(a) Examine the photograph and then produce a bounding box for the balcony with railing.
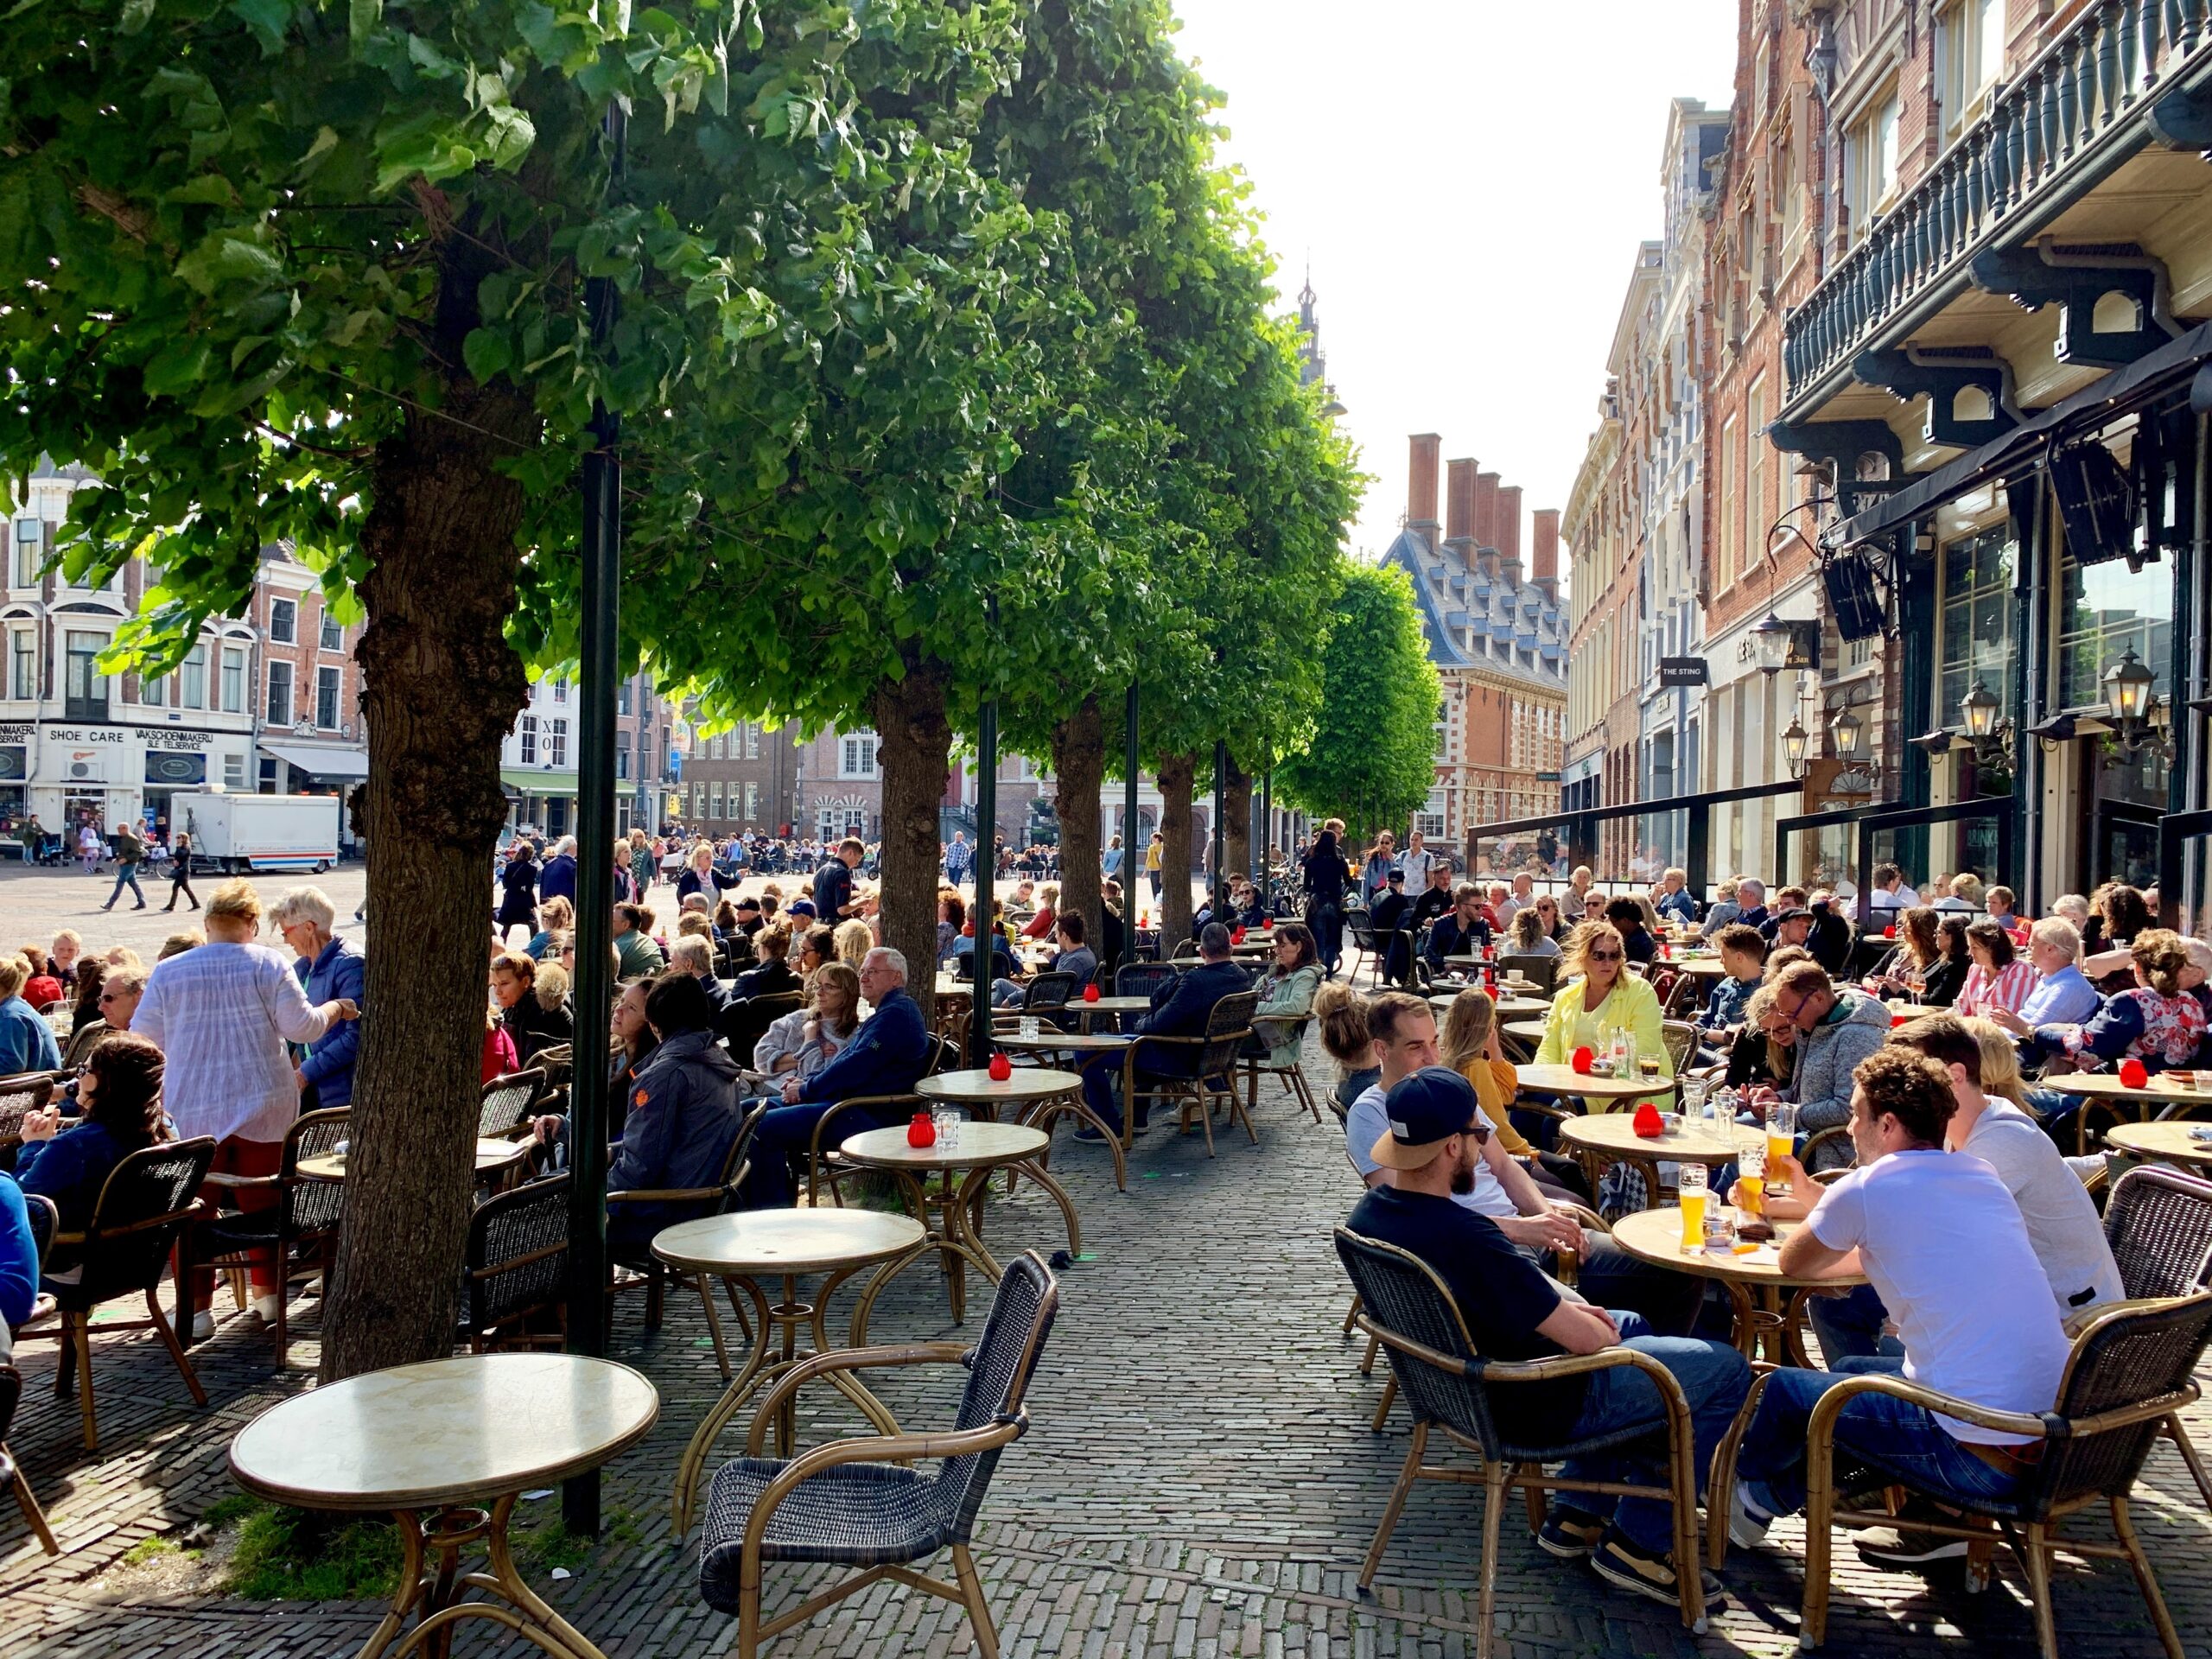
[1783,0,2212,411]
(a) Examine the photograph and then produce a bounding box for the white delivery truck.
[171,792,342,874]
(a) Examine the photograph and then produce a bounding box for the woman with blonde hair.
[1437,985,1586,1202]
[832,918,874,971]
[527,895,575,961]
[1313,982,1375,1116]
[1531,920,1669,1112]
[1961,1016,2032,1109]
[753,960,861,1092]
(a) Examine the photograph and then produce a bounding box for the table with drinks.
[1609,1192,1863,1367]
[2041,1066,2212,1152]
[1559,1103,1786,1210]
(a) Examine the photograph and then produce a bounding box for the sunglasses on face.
[1588,949,1622,962]
[1464,1121,1491,1145]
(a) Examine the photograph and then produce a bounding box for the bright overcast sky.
[1170,0,1740,561]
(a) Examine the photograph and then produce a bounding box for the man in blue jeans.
[1730,1046,2071,1568]
[1348,1067,1747,1606]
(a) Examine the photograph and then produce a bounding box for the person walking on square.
[101,817,147,911]
[162,830,200,912]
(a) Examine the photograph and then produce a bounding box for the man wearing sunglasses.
[1349,1066,1747,1605]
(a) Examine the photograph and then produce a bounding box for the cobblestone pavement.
[2,945,2207,1656]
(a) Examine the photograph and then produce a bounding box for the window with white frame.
[9,628,33,700]
[710,781,725,818]
[178,644,205,709]
[224,752,246,789]
[1718,416,1740,588]
[552,679,569,704]
[319,612,343,651]
[265,659,293,726]
[744,781,759,821]
[1846,87,1902,238]
[548,717,568,767]
[141,661,165,707]
[316,664,341,728]
[12,519,40,588]
[1939,0,2006,144]
[220,645,245,712]
[840,732,878,778]
[269,597,296,645]
[745,723,760,759]
[1745,377,1767,582]
[518,715,538,765]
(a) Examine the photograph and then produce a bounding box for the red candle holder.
[906,1110,937,1148]
[1082,982,1100,1002]
[2120,1058,2150,1089]
[1571,1046,1595,1075]
[988,1052,1013,1082]
[1631,1101,1665,1138]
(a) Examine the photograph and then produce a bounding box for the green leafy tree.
[1278,563,1440,842]
[0,0,1046,1378]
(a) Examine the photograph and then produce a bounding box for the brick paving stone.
[2,1003,2209,1656]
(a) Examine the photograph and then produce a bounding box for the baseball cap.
[1369,1066,1485,1170]
[736,897,761,912]
[1385,867,1405,884]
[786,899,817,919]
[1774,907,1811,925]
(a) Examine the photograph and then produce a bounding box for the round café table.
[1076,994,1154,1020]
[841,1122,1064,1324]
[1608,1206,1866,1368]
[228,1352,658,1659]
[297,1139,529,1182]
[654,1208,927,1535]
[1560,1113,1761,1210]
[918,1065,1109,1205]
[1515,1063,1677,1115]
[2103,1119,2212,1173]
[1501,1019,1549,1052]
[1668,957,1728,978]
[1428,991,1550,1021]
[2041,1071,2212,1153]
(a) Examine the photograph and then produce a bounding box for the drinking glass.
[1677,1163,1707,1251]
[1737,1139,1767,1218]
[1020,1015,1039,1041]
[1766,1103,1798,1196]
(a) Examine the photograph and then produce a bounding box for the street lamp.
[1960,678,2012,769]
[2101,647,2169,762]
[1751,611,1793,675]
[1781,715,1810,778]
[1828,702,1866,763]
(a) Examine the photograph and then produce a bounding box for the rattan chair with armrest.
[12,1137,216,1452]
[607,1104,762,1380]
[696,1252,1059,1659]
[1707,1289,2212,1659]
[200,1107,350,1369]
[1241,1013,1321,1123]
[460,1173,571,1351]
[1,1190,60,1554]
[2100,1163,2212,1505]
[1114,990,1261,1156]
[1113,963,1178,1002]
[1334,1227,1707,1657]
[478,1067,547,1139]
[0,1073,59,1170]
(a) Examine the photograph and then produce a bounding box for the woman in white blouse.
[752,961,861,1094]
[130,879,358,1338]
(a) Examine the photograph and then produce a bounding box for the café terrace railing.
[1783,0,2212,410]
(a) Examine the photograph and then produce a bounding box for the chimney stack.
[1444,458,1477,555]
[1471,471,1501,550]
[1496,486,1523,570]
[1532,508,1560,587]
[1407,434,1442,542]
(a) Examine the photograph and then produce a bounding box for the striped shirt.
[131,942,336,1146]
[1955,959,2037,1019]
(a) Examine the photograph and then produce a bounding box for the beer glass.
[1677,1163,1707,1251]
[1766,1103,1798,1197]
[1737,1139,1767,1218]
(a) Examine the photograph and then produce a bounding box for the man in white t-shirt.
[1731,1046,2071,1568]
[1808,1014,2122,1364]
[1395,830,1439,891]
[1344,992,1700,1331]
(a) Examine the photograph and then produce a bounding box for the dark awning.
[1824,318,2212,548]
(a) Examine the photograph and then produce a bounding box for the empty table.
[228,1352,658,1659]
[2042,1071,2212,1153]
[840,1122,1061,1323]
[920,1065,1106,1209]
[2103,1119,2212,1173]
[654,1208,926,1535]
[297,1138,529,1181]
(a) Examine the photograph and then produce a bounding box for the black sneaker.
[1534,1507,1606,1560]
[1588,1527,1727,1608]
[1071,1124,1114,1144]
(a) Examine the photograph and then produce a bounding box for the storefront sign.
[143,751,207,785]
[138,728,213,749]
[1658,657,1708,686]
[0,747,23,782]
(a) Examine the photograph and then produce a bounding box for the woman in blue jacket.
[274,887,365,1109]
[16,1030,168,1239]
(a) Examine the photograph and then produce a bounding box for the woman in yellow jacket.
[1532,918,1670,1112]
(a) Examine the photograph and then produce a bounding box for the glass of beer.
[1735,1141,1773,1241]
[1678,1163,1707,1251]
[1766,1103,1798,1197]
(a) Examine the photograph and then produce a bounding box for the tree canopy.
[1277,562,1440,840]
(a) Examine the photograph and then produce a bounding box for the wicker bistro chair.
[0,1072,59,1167]
[1659,1020,1698,1078]
[804,1093,926,1211]
[1497,953,1560,995]
[2,1191,60,1554]
[1115,990,1262,1156]
[1113,963,1178,1003]
[1333,1229,1708,1656]
[1706,1291,2212,1659]
[199,1108,351,1370]
[717,992,804,1062]
[1009,971,1076,1030]
[696,1252,1060,1659]
[13,1136,217,1452]
[1241,1013,1322,1124]
[2101,1164,2212,1505]
[607,1105,763,1382]
[478,1067,547,1140]
[460,1173,571,1351]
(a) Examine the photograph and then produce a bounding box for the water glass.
[934,1109,961,1151]
[1020,1015,1039,1041]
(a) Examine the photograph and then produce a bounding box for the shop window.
[1937,525,2016,725]
[2057,545,2174,712]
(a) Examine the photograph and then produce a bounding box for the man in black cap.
[1346,1066,1748,1607]
[732,895,765,942]
[1370,866,1415,987]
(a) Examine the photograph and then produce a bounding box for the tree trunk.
[1223,755,1253,887]
[1049,696,1104,969]
[873,664,954,1028]
[1158,752,1196,951]
[321,391,535,1383]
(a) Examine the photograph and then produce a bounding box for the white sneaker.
[1729,1485,1774,1548]
[251,1294,282,1323]
[189,1310,214,1343]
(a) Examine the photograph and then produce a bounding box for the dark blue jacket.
[0,1174,35,1329]
[609,1029,744,1224]
[1656,887,1699,925]
[296,936,365,1108]
[14,1119,132,1235]
[797,987,931,1103]
[537,853,578,904]
[0,996,60,1078]
[1135,958,1249,1077]
[1423,912,1491,972]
